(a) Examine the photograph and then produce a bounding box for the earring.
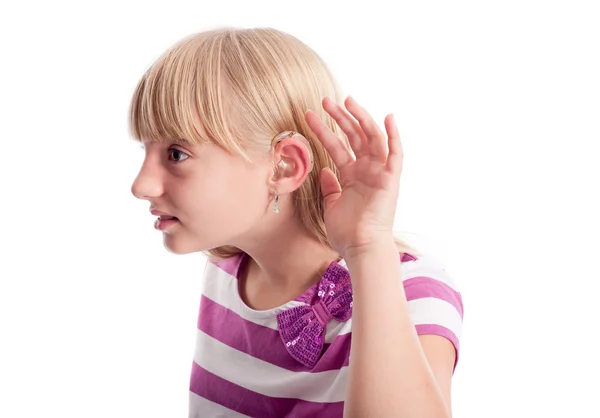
[273,194,280,214]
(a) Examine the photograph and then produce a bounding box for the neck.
[231,212,339,291]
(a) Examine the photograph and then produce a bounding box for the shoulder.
[200,253,247,298]
[398,252,464,368]
[206,252,247,278]
[400,252,463,310]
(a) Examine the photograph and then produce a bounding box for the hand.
[305,96,404,259]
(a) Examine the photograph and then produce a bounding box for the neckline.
[232,252,345,319]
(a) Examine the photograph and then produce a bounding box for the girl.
[129,27,463,417]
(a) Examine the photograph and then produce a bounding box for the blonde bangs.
[128,32,245,154]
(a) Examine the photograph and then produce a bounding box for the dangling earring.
[273,194,280,214]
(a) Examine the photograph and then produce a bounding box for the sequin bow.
[276,262,353,368]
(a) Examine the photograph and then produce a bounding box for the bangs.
[128,34,244,153]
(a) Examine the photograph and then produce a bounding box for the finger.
[344,96,387,162]
[321,97,366,157]
[305,109,354,169]
[384,114,404,175]
[319,167,342,213]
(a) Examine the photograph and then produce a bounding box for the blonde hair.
[129,27,420,259]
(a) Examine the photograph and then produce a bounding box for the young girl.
[129,27,463,417]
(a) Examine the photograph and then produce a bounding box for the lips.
[150,209,180,231]
[154,216,180,231]
[150,209,178,219]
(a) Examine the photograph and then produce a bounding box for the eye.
[168,148,190,164]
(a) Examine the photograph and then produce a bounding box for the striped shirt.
[189,252,464,417]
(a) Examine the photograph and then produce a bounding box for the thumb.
[320,168,342,211]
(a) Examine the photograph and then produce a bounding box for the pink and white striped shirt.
[189,252,464,417]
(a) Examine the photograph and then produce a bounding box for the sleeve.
[400,253,464,370]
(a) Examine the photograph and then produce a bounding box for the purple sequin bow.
[276,262,353,368]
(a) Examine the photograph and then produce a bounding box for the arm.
[305,96,458,416]
[343,239,453,418]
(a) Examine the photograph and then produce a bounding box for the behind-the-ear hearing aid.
[271,131,314,180]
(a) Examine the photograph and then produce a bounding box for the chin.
[162,234,215,255]
[164,245,194,255]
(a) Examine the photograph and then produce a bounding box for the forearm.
[343,238,450,418]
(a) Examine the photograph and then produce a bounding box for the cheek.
[186,168,268,224]
[234,180,270,215]
[224,174,269,217]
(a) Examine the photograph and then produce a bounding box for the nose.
[131,160,164,200]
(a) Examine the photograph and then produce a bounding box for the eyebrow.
[137,138,190,149]
[171,138,192,147]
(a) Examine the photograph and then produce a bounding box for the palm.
[305,97,404,257]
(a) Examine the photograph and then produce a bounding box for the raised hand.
[305,96,404,259]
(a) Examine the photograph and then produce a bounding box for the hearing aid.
[271,131,314,180]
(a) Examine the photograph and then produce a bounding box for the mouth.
[154,215,180,231]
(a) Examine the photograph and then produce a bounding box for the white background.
[1,0,599,416]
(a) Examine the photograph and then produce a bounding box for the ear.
[268,133,314,195]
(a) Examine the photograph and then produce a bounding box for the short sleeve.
[400,253,464,371]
